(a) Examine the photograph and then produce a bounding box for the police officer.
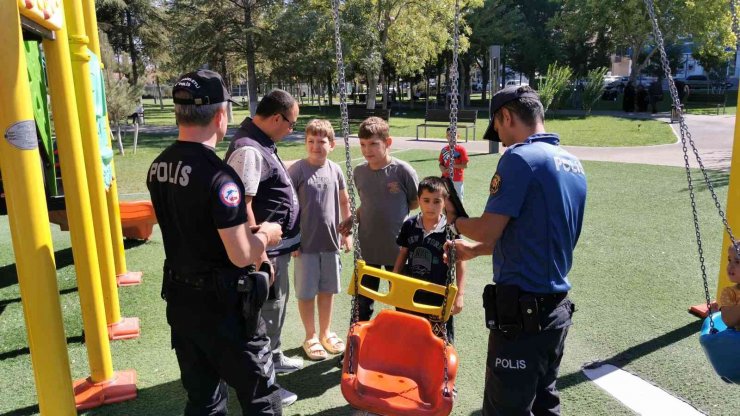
[147,69,284,415]
[224,90,302,403]
[445,86,587,415]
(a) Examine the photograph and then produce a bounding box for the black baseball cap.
[172,69,238,106]
[483,86,540,141]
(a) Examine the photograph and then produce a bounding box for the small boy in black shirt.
[393,176,466,342]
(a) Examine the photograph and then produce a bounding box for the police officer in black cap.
[445,85,587,415]
[147,69,285,415]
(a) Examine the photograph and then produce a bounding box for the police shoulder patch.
[219,182,241,207]
[490,173,501,195]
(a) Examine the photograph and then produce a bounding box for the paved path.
[385,113,736,171]
[130,113,736,170]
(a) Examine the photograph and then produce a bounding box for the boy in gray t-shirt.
[289,119,352,361]
[339,117,419,321]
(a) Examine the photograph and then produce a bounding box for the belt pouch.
[495,284,522,338]
[519,294,541,334]
[482,284,498,329]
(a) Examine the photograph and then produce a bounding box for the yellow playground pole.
[64,0,139,340]
[42,9,136,411]
[717,88,740,299]
[0,5,76,414]
[80,0,143,287]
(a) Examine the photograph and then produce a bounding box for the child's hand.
[292,248,301,258]
[451,292,464,315]
[341,234,353,253]
[338,216,354,236]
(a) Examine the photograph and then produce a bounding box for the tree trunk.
[381,71,388,110]
[366,71,378,109]
[327,73,333,106]
[133,122,139,154]
[156,75,164,110]
[245,6,258,116]
[481,58,489,102]
[116,123,124,156]
[125,9,139,85]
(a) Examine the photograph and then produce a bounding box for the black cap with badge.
[172,69,241,106]
[482,86,540,142]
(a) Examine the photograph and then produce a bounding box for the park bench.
[415,109,478,142]
[346,106,391,133]
[686,92,726,115]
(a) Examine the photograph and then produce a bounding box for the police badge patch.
[219,182,241,207]
[490,173,501,195]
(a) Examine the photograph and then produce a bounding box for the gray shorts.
[293,251,342,300]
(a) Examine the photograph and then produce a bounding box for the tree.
[96,0,169,86]
[467,0,523,101]
[581,67,608,114]
[340,0,481,109]
[558,0,735,86]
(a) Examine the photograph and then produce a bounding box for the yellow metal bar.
[717,88,740,299]
[63,0,122,325]
[43,18,115,382]
[0,6,75,413]
[348,260,458,321]
[80,0,128,277]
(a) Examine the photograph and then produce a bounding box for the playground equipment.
[644,0,740,385]
[332,0,462,414]
[1,0,139,411]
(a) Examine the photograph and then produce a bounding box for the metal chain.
[332,0,363,373]
[644,0,739,331]
[439,0,460,399]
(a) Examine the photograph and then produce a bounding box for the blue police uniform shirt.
[484,133,587,294]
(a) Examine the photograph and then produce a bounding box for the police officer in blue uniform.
[147,69,285,415]
[445,86,587,415]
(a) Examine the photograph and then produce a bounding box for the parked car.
[675,75,732,92]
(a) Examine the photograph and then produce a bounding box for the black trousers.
[482,298,575,416]
[167,285,282,416]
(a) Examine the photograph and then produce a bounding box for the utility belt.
[162,261,271,336]
[482,284,568,339]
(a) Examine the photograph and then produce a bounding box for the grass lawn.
[1,134,739,415]
[137,100,676,147]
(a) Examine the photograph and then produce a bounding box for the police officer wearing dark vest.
[147,69,285,415]
[445,86,587,415]
[224,90,302,404]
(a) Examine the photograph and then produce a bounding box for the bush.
[581,67,609,114]
[538,63,573,112]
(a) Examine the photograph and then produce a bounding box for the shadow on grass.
[679,169,730,192]
[559,319,702,392]
[278,348,343,401]
[0,248,75,290]
[0,334,84,362]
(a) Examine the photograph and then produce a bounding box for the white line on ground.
[582,364,704,416]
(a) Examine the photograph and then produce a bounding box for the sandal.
[303,338,327,361]
[320,332,345,354]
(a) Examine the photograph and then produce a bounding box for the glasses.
[280,113,297,129]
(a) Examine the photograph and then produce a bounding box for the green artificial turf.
[1,138,739,415]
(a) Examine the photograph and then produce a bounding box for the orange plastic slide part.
[118,200,157,240]
[341,310,458,416]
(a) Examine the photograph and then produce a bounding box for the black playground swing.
[644,0,740,384]
[330,0,465,414]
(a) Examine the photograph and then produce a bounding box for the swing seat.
[700,312,740,384]
[341,310,458,416]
